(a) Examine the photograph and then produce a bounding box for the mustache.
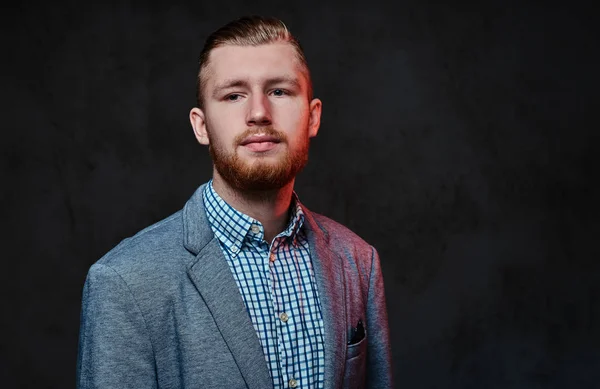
[234,126,286,145]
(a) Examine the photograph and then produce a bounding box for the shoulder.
[91,210,192,282]
[307,209,377,260]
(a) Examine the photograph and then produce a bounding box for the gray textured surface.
[1,1,598,387]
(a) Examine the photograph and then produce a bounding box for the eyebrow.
[211,76,302,98]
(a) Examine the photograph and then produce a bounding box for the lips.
[239,134,281,146]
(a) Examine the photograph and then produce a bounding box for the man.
[77,15,393,389]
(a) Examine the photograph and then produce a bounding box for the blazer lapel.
[183,185,273,389]
[302,208,347,389]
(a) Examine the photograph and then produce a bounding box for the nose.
[246,94,272,126]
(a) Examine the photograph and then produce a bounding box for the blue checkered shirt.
[203,180,325,389]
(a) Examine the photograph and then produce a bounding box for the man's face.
[190,42,321,192]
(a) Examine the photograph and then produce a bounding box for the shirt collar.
[202,180,305,255]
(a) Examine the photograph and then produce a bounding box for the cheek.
[276,101,309,130]
[205,113,236,145]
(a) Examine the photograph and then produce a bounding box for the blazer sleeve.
[76,263,157,389]
[365,247,394,388]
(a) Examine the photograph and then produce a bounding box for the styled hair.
[196,15,313,109]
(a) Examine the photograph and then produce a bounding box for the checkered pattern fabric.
[203,180,325,389]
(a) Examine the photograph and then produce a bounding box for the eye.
[225,94,241,101]
[271,89,288,97]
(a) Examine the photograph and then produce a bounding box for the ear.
[189,107,210,145]
[308,98,322,138]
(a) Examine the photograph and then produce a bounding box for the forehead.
[204,42,307,87]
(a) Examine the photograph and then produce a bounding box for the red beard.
[207,126,309,192]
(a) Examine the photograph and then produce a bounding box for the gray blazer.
[76,184,393,388]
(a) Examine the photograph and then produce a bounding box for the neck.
[211,171,295,244]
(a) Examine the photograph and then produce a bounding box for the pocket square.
[348,319,366,345]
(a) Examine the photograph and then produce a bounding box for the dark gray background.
[1,1,598,388]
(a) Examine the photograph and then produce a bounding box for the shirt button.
[289,378,298,388]
[269,253,276,262]
[231,246,239,253]
[251,224,260,234]
[279,312,289,322]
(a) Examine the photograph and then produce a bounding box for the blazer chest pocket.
[346,319,367,360]
[346,333,367,360]
[343,334,368,389]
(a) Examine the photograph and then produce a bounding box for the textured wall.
[1,1,598,387]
